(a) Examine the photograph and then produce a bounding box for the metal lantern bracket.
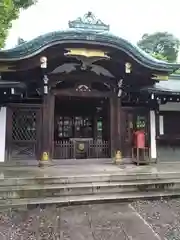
[43,75,49,94]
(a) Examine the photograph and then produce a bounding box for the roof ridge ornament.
[68,12,110,32]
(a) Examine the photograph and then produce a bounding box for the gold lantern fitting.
[114,150,122,164]
[39,151,50,167]
[41,152,49,161]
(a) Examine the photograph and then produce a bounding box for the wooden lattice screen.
[6,105,41,161]
[12,110,37,141]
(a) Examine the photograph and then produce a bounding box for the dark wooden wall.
[5,95,151,161]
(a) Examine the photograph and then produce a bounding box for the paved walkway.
[0,202,160,240]
[2,199,180,239]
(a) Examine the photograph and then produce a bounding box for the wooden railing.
[53,140,110,159]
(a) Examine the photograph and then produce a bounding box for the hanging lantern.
[125,62,132,73]
[40,56,47,68]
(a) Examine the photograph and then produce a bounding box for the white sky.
[5,0,180,60]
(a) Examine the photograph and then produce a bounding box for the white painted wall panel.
[160,102,180,111]
[159,115,164,135]
[150,110,157,159]
[0,107,6,162]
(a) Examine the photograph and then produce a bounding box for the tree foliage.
[0,0,36,48]
[137,32,180,62]
[151,52,168,61]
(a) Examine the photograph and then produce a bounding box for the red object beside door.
[134,130,145,149]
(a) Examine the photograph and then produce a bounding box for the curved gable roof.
[1,12,180,72]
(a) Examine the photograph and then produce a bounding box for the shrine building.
[0,12,180,164]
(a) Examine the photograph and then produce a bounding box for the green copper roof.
[1,12,180,72]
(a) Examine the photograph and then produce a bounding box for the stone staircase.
[1,168,180,206]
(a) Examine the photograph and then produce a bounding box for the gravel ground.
[1,199,180,239]
[132,198,180,240]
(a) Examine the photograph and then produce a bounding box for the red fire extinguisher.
[134,130,145,149]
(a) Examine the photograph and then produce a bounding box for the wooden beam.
[49,72,116,88]
[52,88,113,98]
[7,103,42,108]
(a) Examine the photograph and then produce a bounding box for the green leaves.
[13,0,37,9]
[0,0,36,48]
[151,52,168,61]
[137,32,180,63]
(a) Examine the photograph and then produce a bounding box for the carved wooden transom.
[76,85,91,92]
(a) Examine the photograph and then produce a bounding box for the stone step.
[0,171,179,186]
[1,190,180,207]
[0,177,179,191]
[0,178,179,200]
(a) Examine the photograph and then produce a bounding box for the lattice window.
[12,110,37,141]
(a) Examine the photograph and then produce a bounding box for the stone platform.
[1,159,180,206]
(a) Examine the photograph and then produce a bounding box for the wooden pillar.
[110,96,115,157]
[116,97,122,152]
[41,93,49,158]
[93,115,98,140]
[41,92,55,160]
[6,107,12,162]
[110,95,122,157]
[39,56,55,165]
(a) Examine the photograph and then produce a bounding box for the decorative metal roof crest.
[68,12,110,32]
